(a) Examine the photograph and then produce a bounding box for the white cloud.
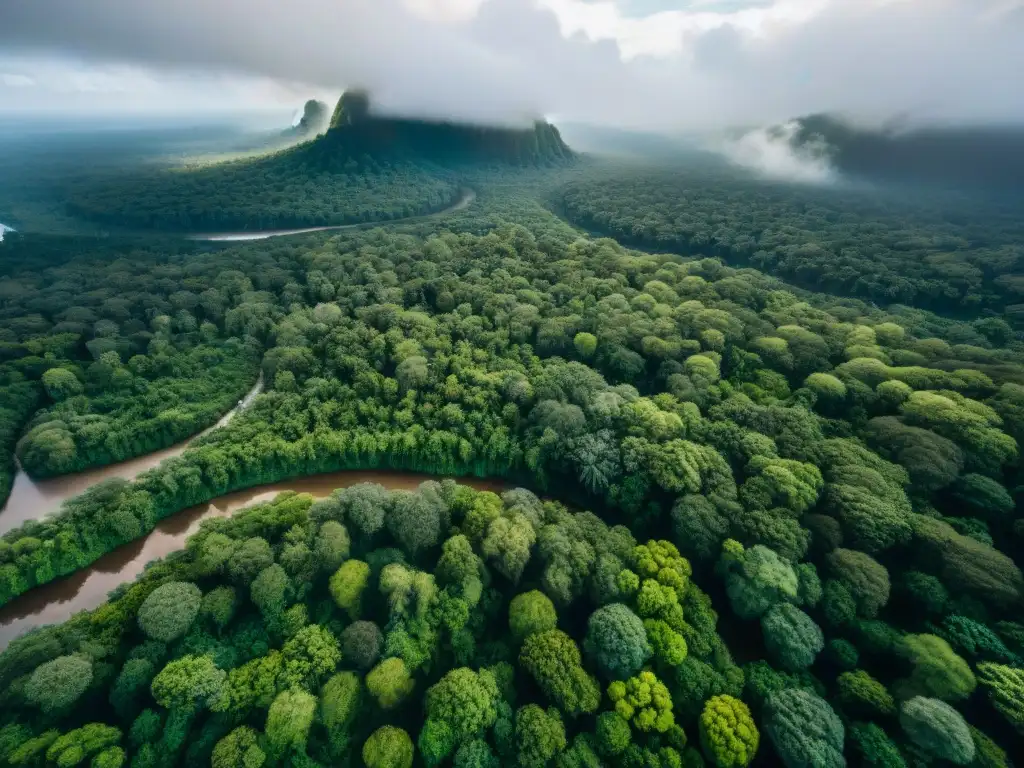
[0,0,1020,130]
[1,73,34,87]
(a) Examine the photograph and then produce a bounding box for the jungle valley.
[0,91,1022,768]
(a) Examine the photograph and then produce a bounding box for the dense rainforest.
[558,163,1024,319]
[62,92,571,235]
[0,116,1022,768]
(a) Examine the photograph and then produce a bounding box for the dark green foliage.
[764,689,844,768]
[760,604,823,672]
[848,722,906,768]
[899,696,975,764]
[827,549,890,618]
[836,670,896,717]
[515,704,566,768]
[340,620,383,670]
[584,603,651,680]
[0,155,1021,768]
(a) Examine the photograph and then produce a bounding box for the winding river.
[0,188,486,648]
[0,374,265,537]
[190,188,476,241]
[0,470,509,649]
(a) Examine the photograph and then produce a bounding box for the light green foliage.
[509,590,558,642]
[250,563,291,623]
[363,726,414,768]
[329,559,370,619]
[280,624,340,688]
[151,655,226,712]
[722,543,798,620]
[609,671,675,733]
[45,724,121,768]
[976,663,1024,734]
[827,549,890,618]
[137,582,202,642]
[848,722,906,768]
[804,373,846,400]
[584,603,651,679]
[519,629,600,716]
[837,670,896,716]
[423,667,499,751]
[91,746,126,768]
[633,539,692,595]
[574,333,598,359]
[265,688,316,762]
[41,368,84,402]
[211,726,265,768]
[515,704,566,768]
[896,634,976,702]
[25,655,93,713]
[320,672,361,756]
[698,695,758,768]
[482,512,536,583]
[645,619,688,666]
[899,696,975,764]
[740,456,822,515]
[761,604,823,671]
[764,689,844,768]
[454,739,499,768]
[365,657,415,710]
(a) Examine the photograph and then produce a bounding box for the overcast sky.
[1,0,1022,131]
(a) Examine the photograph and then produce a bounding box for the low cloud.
[0,0,1021,131]
[714,121,836,183]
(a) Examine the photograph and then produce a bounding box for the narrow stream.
[190,188,476,241]
[0,471,508,649]
[0,373,264,536]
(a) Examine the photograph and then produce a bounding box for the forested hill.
[790,114,1024,192]
[320,90,574,167]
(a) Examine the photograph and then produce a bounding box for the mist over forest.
[0,3,1022,768]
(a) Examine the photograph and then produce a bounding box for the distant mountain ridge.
[789,114,1024,191]
[315,90,574,167]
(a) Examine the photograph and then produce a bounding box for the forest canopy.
[0,133,1022,767]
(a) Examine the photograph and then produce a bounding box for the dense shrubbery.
[1,160,1022,764]
[0,485,738,767]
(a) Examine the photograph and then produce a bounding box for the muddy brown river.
[0,470,509,649]
[0,374,264,536]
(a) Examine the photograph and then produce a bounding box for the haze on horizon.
[0,0,1022,135]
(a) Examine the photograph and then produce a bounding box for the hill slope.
[66,91,573,232]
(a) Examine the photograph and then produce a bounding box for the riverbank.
[189,188,476,241]
[0,372,263,536]
[0,470,509,649]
